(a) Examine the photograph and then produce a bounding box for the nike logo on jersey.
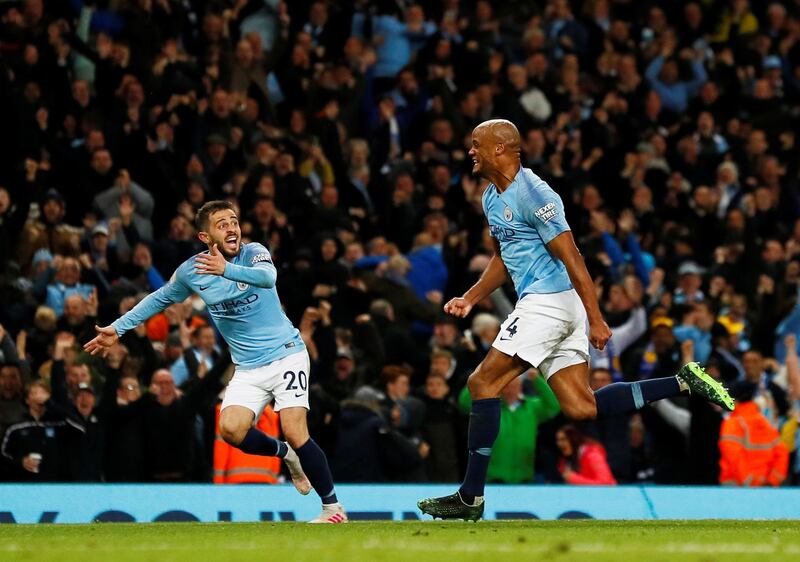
[199,285,209,291]
[294,393,304,398]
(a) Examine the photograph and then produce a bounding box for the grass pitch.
[1,520,799,562]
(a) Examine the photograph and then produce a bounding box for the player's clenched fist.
[443,297,472,318]
[589,320,612,351]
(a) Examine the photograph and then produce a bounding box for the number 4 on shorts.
[504,317,519,339]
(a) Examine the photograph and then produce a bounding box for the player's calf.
[560,396,597,420]
[279,407,341,509]
[548,363,598,420]
[279,417,311,450]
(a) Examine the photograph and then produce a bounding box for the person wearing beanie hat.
[31,248,54,271]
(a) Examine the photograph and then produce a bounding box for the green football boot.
[677,362,735,411]
[417,492,485,522]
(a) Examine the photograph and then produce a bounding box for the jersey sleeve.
[243,242,274,269]
[112,265,193,336]
[222,243,277,288]
[522,182,571,245]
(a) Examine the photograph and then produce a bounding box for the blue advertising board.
[1,484,799,524]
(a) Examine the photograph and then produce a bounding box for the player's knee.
[562,395,597,421]
[279,407,309,448]
[219,415,249,446]
[282,426,309,449]
[467,370,493,399]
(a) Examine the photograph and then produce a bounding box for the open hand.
[194,245,227,276]
[84,325,120,357]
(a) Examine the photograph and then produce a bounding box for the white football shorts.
[492,289,590,379]
[221,350,311,415]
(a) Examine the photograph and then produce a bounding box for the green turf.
[1,520,799,562]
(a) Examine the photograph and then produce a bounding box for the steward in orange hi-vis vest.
[213,403,282,484]
[719,401,789,487]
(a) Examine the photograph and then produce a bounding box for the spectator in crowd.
[140,355,231,482]
[0,181,32,271]
[719,381,789,486]
[556,424,617,485]
[0,363,26,443]
[332,386,423,482]
[104,362,145,482]
[84,223,122,285]
[381,364,425,441]
[44,258,95,317]
[17,190,81,271]
[583,367,633,481]
[740,349,789,427]
[420,372,461,482]
[644,35,707,114]
[170,324,220,387]
[1,381,65,481]
[56,293,97,344]
[60,381,104,482]
[92,169,155,244]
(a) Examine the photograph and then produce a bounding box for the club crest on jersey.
[534,202,558,223]
[237,282,248,291]
[503,206,513,222]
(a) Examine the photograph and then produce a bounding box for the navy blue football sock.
[295,439,338,505]
[238,427,288,458]
[459,398,501,503]
[594,377,682,416]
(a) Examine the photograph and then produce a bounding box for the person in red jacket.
[556,424,617,485]
[719,382,789,487]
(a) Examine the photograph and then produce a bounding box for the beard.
[212,236,241,257]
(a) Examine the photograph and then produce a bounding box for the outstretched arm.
[84,274,192,355]
[444,238,508,318]
[547,231,612,350]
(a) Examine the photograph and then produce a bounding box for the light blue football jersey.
[113,242,304,369]
[482,167,573,296]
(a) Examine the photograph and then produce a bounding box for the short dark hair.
[381,365,412,386]
[195,200,235,231]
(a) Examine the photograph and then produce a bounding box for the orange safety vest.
[719,401,789,487]
[213,404,282,484]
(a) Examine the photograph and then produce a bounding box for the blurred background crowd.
[0,0,799,487]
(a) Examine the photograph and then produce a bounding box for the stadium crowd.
[0,0,799,487]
